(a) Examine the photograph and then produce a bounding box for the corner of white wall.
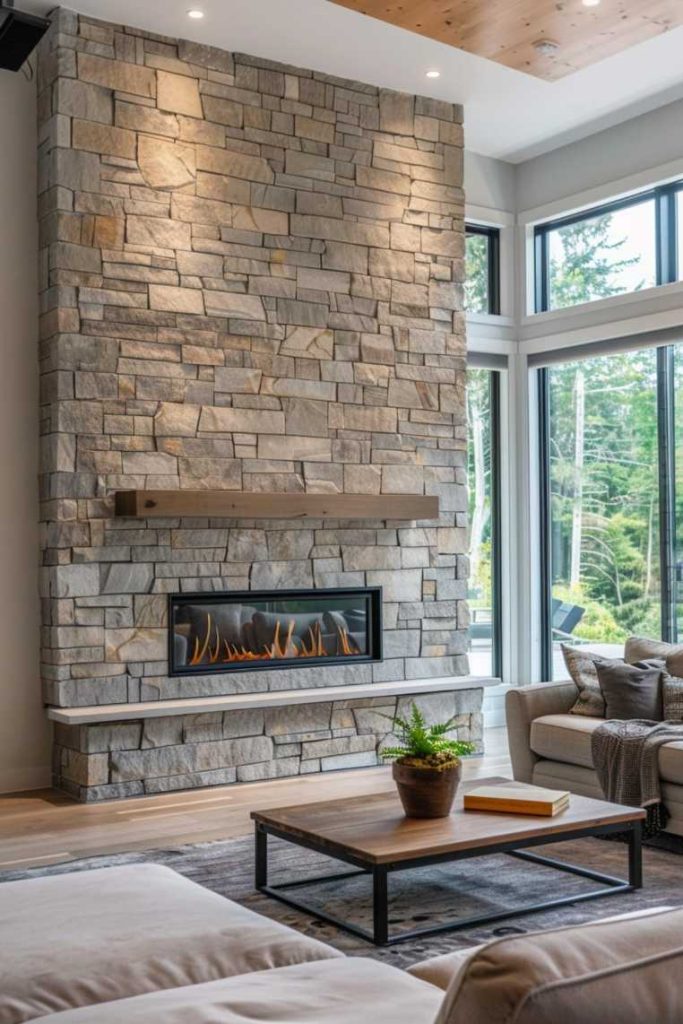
[0,67,51,794]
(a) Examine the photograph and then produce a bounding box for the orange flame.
[186,616,362,666]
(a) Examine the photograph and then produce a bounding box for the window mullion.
[537,368,552,678]
[656,188,677,286]
[490,371,503,676]
[657,345,677,642]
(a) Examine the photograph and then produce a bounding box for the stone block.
[57,78,113,124]
[280,326,334,360]
[150,285,205,315]
[53,564,100,598]
[379,89,415,135]
[72,120,136,159]
[339,405,397,433]
[283,397,328,436]
[227,528,268,561]
[81,723,142,753]
[157,70,203,117]
[196,145,274,184]
[366,568,422,601]
[127,215,192,251]
[138,136,196,189]
[251,561,314,590]
[265,703,332,736]
[267,529,314,560]
[101,563,154,594]
[285,150,335,181]
[258,435,331,462]
[141,717,184,748]
[203,291,266,320]
[360,333,395,365]
[154,402,201,436]
[105,627,166,663]
[201,95,244,128]
[199,407,285,434]
[295,115,334,144]
[77,53,156,98]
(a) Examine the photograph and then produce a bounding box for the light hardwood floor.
[0,728,510,870]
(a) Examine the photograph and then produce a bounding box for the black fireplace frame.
[168,586,383,677]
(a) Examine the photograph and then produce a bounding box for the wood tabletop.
[251,776,645,865]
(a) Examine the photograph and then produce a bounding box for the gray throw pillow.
[596,660,664,721]
[561,644,613,717]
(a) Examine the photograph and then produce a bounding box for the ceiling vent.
[532,38,560,57]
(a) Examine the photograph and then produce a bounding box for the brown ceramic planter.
[392,759,462,818]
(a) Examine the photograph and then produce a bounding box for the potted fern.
[381,704,474,818]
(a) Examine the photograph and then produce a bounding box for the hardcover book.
[464,783,570,817]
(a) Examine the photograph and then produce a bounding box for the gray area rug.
[1,833,682,969]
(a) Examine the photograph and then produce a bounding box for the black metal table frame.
[254,818,643,946]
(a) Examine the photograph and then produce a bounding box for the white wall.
[0,69,50,793]
[516,96,683,213]
[464,150,516,215]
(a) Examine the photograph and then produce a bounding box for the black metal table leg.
[629,821,643,889]
[255,825,268,889]
[373,866,389,946]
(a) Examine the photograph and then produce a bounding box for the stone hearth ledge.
[47,676,495,725]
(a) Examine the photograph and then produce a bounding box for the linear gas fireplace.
[169,587,383,676]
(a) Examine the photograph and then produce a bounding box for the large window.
[538,346,683,679]
[535,184,681,313]
[467,367,501,676]
[465,225,500,315]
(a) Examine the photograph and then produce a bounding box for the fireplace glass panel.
[169,587,382,675]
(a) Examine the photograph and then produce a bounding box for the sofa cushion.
[409,907,676,992]
[0,864,341,1024]
[530,713,683,785]
[435,907,683,1024]
[408,945,487,990]
[24,958,442,1024]
[658,741,683,785]
[530,713,601,768]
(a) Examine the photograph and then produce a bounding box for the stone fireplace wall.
[38,10,476,799]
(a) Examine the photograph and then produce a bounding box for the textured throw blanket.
[592,720,683,836]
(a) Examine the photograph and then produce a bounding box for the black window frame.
[534,182,681,314]
[466,223,501,316]
[467,365,503,679]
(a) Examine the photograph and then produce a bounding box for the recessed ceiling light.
[425,69,441,78]
[187,9,205,18]
[582,0,601,6]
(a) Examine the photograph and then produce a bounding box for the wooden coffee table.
[251,776,645,945]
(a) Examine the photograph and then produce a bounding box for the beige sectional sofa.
[506,681,683,836]
[2,862,683,1023]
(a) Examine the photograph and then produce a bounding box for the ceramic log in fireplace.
[169,587,382,676]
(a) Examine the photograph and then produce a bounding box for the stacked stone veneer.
[38,10,477,800]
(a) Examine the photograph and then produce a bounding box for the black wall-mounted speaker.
[0,2,50,72]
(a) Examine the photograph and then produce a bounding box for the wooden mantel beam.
[114,490,439,521]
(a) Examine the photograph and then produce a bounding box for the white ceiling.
[26,0,683,163]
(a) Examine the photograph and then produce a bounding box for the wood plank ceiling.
[328,0,683,80]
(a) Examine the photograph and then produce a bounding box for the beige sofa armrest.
[506,682,578,783]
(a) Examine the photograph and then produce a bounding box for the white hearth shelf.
[47,676,497,725]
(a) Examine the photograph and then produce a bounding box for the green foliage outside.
[466,212,666,649]
[381,704,475,768]
[465,233,489,313]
